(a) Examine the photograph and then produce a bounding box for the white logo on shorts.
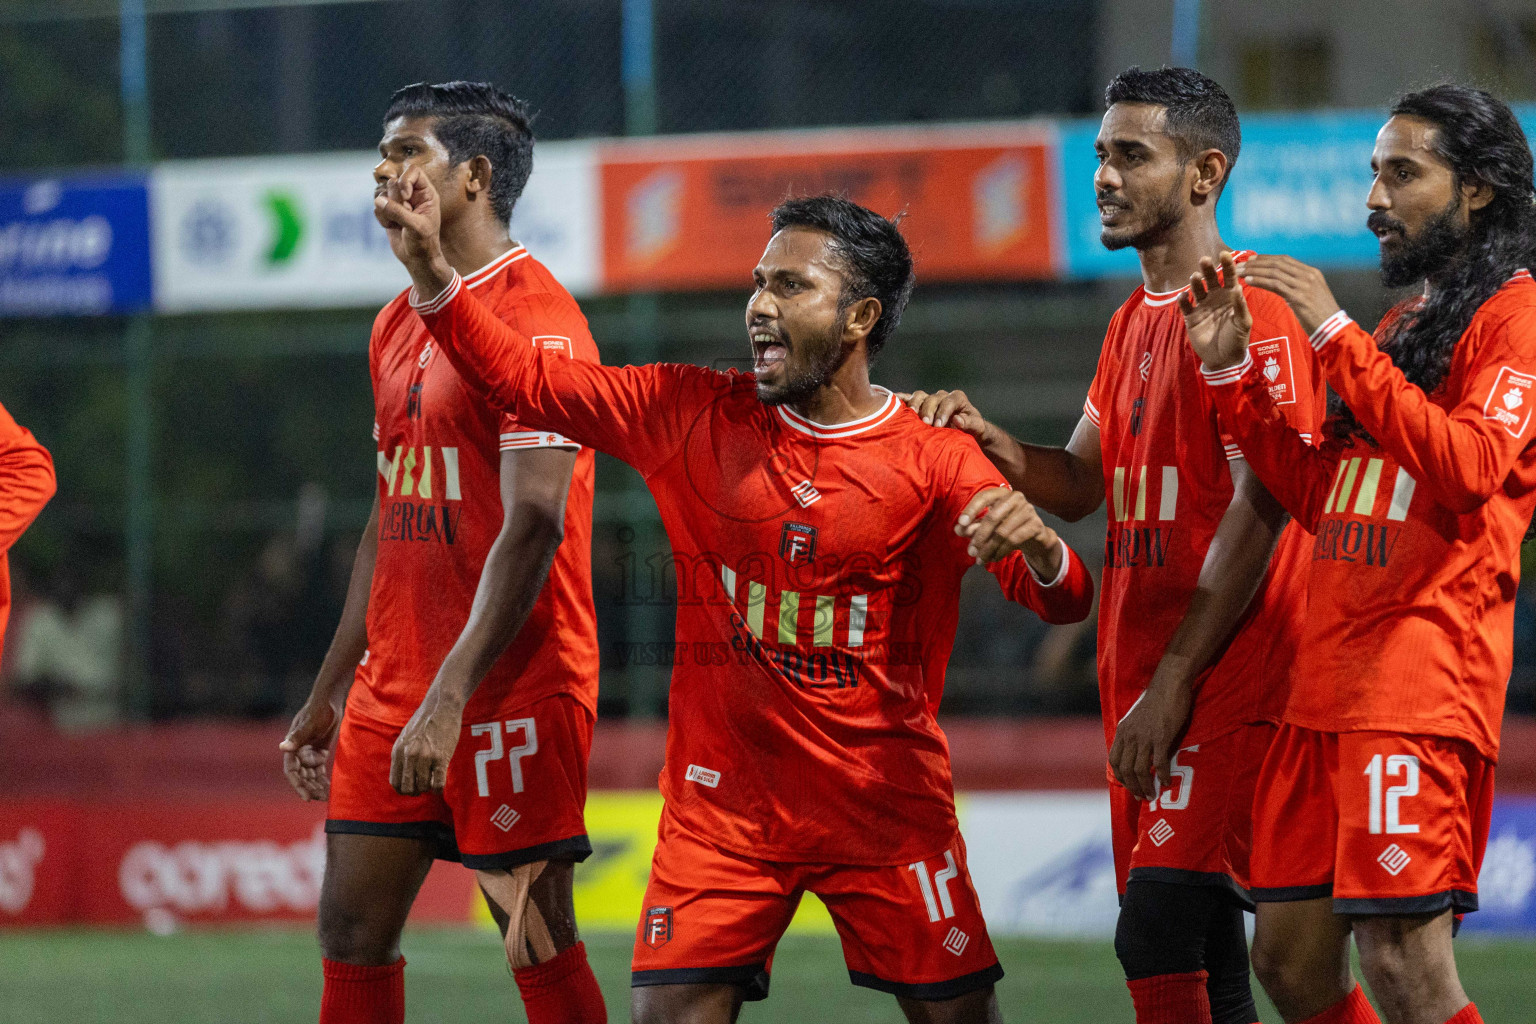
[1148,819,1175,847]
[490,805,520,832]
[943,927,970,956]
[1377,844,1411,876]
[685,764,721,788]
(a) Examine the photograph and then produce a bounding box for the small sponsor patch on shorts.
[943,927,970,956]
[490,804,520,832]
[1377,843,1412,876]
[686,764,720,788]
[1148,818,1175,847]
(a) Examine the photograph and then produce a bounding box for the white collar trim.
[776,387,900,439]
[464,245,528,288]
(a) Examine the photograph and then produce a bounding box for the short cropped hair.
[768,195,915,358]
[1105,66,1242,193]
[384,81,535,224]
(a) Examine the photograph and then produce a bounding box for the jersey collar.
[776,387,900,439]
[463,245,529,289]
[1141,250,1255,307]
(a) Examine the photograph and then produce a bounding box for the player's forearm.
[427,508,563,708]
[0,445,55,552]
[1150,469,1286,692]
[310,499,378,702]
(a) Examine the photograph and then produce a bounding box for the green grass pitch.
[2,929,1532,1022]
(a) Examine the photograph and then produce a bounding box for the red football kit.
[326,245,602,868]
[410,268,1094,998]
[0,401,54,664]
[1202,269,1536,913]
[1084,256,1323,900]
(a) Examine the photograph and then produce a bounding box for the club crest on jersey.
[1485,367,1534,437]
[643,906,673,948]
[780,521,817,565]
[407,383,423,420]
[1248,336,1297,405]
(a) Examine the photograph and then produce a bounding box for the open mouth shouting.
[751,325,789,374]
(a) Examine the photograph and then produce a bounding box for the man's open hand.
[1178,252,1252,372]
[279,697,342,802]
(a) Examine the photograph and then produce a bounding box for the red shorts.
[1250,725,1494,915]
[632,811,1002,1002]
[326,693,593,869]
[1110,722,1275,907]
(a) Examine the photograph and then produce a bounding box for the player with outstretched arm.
[1179,85,1536,1024]
[377,169,1094,1023]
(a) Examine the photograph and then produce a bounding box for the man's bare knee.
[1251,902,1353,1022]
[317,903,402,965]
[1353,913,1466,1024]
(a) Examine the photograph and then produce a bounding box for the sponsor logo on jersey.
[418,341,434,369]
[1377,844,1412,876]
[1106,466,1177,568]
[1484,367,1533,438]
[378,445,465,544]
[490,805,520,832]
[1313,459,1415,568]
[779,521,817,565]
[1147,819,1175,847]
[643,905,673,948]
[1249,336,1297,405]
[532,335,572,357]
[1138,352,1152,382]
[790,479,822,508]
[943,926,970,956]
[685,764,721,788]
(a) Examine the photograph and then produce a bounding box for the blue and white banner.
[0,175,152,316]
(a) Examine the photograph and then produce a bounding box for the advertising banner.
[598,124,1060,293]
[149,142,599,312]
[0,174,152,316]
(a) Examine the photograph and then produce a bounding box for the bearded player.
[279,82,606,1024]
[906,67,1323,1024]
[1181,85,1536,1024]
[378,168,1095,1021]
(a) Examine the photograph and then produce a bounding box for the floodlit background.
[2,1,1535,1021]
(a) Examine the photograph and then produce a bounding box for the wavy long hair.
[1332,85,1536,442]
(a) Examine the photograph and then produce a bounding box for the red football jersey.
[411,272,1094,865]
[0,401,54,665]
[1203,270,1536,760]
[349,245,600,727]
[1084,255,1323,749]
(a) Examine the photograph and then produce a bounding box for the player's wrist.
[1198,347,1252,383]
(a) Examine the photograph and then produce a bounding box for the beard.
[1099,176,1186,252]
[1372,195,1469,288]
[755,326,846,406]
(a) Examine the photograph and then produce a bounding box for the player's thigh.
[479,858,580,950]
[1250,724,1336,902]
[1332,732,1488,916]
[631,982,745,1024]
[318,831,437,963]
[445,694,595,871]
[631,812,797,1002]
[896,986,1001,1024]
[815,834,1002,1002]
[1126,723,1274,900]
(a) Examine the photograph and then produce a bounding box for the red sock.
[1126,971,1211,1024]
[320,957,405,1024]
[1443,1004,1483,1024]
[513,941,607,1024]
[1299,985,1382,1024]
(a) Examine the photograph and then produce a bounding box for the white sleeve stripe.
[1310,310,1354,351]
[1200,350,1253,386]
[1083,398,1101,426]
[500,430,581,451]
[409,272,464,315]
[1027,537,1072,588]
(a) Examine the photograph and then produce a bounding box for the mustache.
[1096,191,1129,208]
[1367,211,1406,236]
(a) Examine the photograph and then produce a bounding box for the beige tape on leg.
[477,862,557,969]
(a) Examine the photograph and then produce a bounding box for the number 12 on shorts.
[1364,753,1419,835]
[909,851,960,923]
[471,718,538,798]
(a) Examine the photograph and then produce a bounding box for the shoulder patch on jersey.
[1483,366,1534,438]
[532,335,573,358]
[1248,336,1297,406]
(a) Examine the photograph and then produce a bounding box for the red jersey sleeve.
[1310,302,1536,514]
[988,543,1095,624]
[492,294,591,453]
[1201,350,1343,532]
[415,274,715,476]
[1083,307,1124,429]
[1215,286,1321,460]
[0,402,55,553]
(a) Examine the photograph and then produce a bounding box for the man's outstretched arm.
[903,390,1104,521]
[391,448,576,796]
[376,167,691,474]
